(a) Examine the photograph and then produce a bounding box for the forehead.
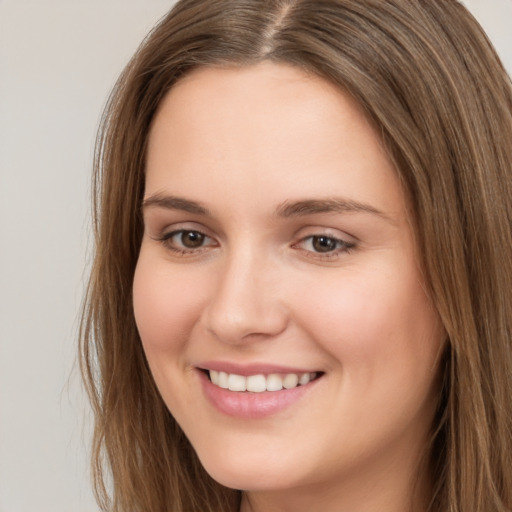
[149,62,374,150]
[145,62,404,220]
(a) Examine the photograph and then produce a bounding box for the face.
[134,62,445,504]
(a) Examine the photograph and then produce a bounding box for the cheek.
[290,263,444,378]
[132,251,214,419]
[288,263,445,461]
[132,251,206,359]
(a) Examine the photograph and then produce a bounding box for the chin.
[208,469,293,492]
[197,448,302,491]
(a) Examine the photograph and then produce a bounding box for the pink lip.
[197,368,322,419]
[198,360,315,376]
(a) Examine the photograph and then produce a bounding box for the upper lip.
[197,361,320,376]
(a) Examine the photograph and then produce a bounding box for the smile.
[199,366,323,418]
[208,370,318,392]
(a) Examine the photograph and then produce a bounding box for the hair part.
[80,1,512,511]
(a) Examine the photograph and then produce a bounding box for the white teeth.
[246,374,266,393]
[266,373,283,391]
[210,370,219,385]
[228,373,246,391]
[299,372,311,385]
[208,370,318,392]
[283,373,299,389]
[218,371,229,389]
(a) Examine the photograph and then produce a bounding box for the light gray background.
[1,1,510,511]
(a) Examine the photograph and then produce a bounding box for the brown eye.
[296,234,355,257]
[180,230,205,248]
[312,236,338,253]
[160,229,215,253]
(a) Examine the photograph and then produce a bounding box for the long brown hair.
[80,1,512,511]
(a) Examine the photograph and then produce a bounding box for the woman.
[80,1,512,511]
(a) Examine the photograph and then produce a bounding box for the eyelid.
[148,222,356,259]
[149,220,219,255]
[148,219,214,239]
[292,228,356,259]
[162,228,214,242]
[163,229,217,255]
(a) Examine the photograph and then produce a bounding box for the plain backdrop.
[1,1,511,511]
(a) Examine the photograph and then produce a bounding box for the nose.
[202,248,288,345]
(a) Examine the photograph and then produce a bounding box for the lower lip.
[198,371,320,419]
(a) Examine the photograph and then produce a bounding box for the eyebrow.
[275,198,394,223]
[142,193,394,223]
[142,194,211,215]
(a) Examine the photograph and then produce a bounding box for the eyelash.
[158,229,216,255]
[157,229,355,259]
[294,235,355,259]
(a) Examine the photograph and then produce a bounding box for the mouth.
[204,369,322,393]
[197,366,324,418]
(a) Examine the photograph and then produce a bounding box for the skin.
[133,62,446,512]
